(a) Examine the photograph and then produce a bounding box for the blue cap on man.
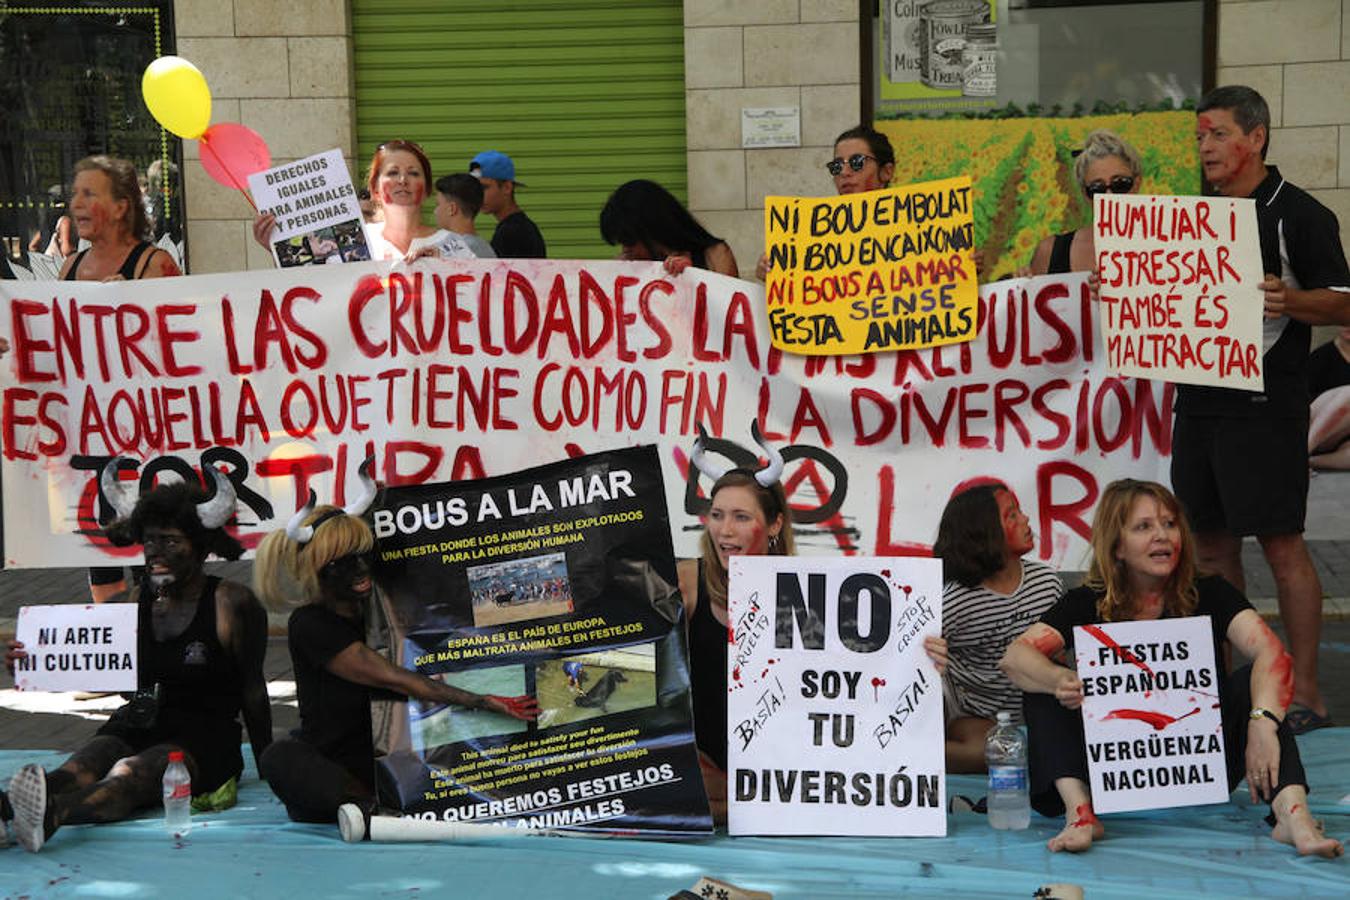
[469,150,524,186]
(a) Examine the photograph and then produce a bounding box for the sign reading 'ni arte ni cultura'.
[727,556,946,836]
[13,603,138,692]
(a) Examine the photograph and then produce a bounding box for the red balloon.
[198,123,271,191]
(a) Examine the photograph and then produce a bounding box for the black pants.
[258,738,374,824]
[1024,664,1307,818]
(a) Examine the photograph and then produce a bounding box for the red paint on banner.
[1102,706,1200,731]
[1082,624,1155,676]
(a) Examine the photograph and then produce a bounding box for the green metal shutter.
[351,0,687,260]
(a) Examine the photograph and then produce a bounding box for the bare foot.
[1271,809,1344,858]
[1048,805,1104,853]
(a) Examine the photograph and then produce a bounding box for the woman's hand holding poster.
[726,556,946,836]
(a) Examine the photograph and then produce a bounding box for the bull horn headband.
[99,457,238,529]
[689,420,784,488]
[286,455,378,545]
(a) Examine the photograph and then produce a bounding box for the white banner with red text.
[1,262,1169,568]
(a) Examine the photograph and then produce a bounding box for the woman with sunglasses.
[754,125,896,280]
[1028,130,1142,275]
[600,179,738,277]
[1000,479,1341,857]
[253,140,472,263]
[253,463,537,830]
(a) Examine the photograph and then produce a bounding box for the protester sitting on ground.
[1,465,272,853]
[675,422,949,822]
[433,173,497,258]
[252,463,537,831]
[600,179,738,277]
[933,481,1062,773]
[53,157,182,603]
[470,150,546,259]
[1027,129,1143,276]
[1308,327,1350,470]
[253,140,473,262]
[1000,479,1342,858]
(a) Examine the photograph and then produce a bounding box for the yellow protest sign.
[764,176,977,355]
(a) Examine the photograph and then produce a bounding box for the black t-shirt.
[1308,340,1350,399]
[1039,575,1253,694]
[288,604,374,776]
[1177,167,1350,418]
[491,210,546,259]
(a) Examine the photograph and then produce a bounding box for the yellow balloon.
[141,56,212,139]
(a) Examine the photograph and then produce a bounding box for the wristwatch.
[1249,707,1281,726]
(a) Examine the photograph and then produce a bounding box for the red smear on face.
[1103,707,1200,731]
[1197,114,1213,131]
[410,183,425,205]
[381,186,394,205]
[1070,804,1099,828]
[1082,624,1155,676]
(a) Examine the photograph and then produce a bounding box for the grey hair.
[1073,130,1143,191]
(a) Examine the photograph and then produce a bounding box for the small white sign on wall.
[741,107,801,149]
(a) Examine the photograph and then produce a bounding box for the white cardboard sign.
[13,603,138,692]
[1095,193,1265,391]
[1075,616,1228,814]
[248,148,369,268]
[726,556,946,836]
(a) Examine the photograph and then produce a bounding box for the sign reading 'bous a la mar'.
[1095,193,1265,391]
[726,556,946,836]
[1075,616,1228,815]
[764,177,978,356]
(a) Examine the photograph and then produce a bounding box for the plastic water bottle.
[163,750,191,836]
[986,711,1030,830]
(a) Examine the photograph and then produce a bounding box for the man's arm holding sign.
[1260,278,1350,324]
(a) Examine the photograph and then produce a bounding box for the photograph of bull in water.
[535,645,657,728]
[467,552,574,627]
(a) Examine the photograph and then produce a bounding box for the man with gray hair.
[1176,85,1350,733]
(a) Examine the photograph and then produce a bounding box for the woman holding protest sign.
[252,462,537,831]
[753,125,896,281]
[1000,479,1340,857]
[600,179,738,277]
[934,481,1062,772]
[252,139,472,263]
[1027,130,1143,276]
[676,422,951,822]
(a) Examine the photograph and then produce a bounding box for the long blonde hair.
[253,505,374,612]
[699,471,795,607]
[1083,479,1198,621]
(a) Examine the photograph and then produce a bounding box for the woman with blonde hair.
[254,462,536,830]
[1028,129,1144,275]
[1001,479,1340,857]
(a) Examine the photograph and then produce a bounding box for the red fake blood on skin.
[381,186,394,205]
[1027,630,1062,657]
[1082,624,1155,677]
[871,676,886,701]
[1103,707,1200,731]
[1071,804,1099,829]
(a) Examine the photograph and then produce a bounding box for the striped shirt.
[942,560,1063,723]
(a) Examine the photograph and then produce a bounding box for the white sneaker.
[9,764,48,853]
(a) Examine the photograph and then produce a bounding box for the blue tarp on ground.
[3,730,1349,899]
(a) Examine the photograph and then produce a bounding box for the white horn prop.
[286,489,319,544]
[689,424,729,483]
[99,456,141,520]
[343,456,378,517]
[195,464,239,529]
[752,420,785,487]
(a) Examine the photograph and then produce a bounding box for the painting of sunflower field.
[877,110,1197,280]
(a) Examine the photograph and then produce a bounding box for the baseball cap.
[469,150,525,186]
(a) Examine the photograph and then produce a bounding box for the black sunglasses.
[826,153,878,176]
[1085,175,1136,196]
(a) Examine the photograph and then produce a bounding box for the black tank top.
[1047,231,1075,275]
[138,576,243,723]
[688,563,728,770]
[64,240,157,281]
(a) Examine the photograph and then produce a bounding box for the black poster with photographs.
[368,445,711,836]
